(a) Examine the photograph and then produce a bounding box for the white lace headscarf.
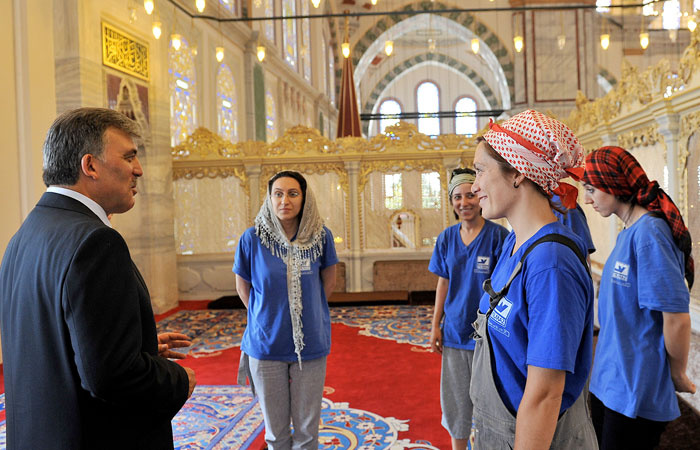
[255,173,325,366]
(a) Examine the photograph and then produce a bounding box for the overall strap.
[484,233,590,317]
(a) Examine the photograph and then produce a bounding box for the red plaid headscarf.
[483,110,585,209]
[584,146,694,288]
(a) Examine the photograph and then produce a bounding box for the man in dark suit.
[0,107,196,449]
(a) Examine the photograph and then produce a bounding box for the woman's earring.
[513,181,519,189]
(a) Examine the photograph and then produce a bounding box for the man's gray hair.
[42,107,142,187]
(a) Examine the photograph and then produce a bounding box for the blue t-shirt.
[552,195,596,254]
[429,220,508,350]
[590,214,689,421]
[479,222,594,415]
[233,226,339,362]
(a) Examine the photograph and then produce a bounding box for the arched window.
[301,0,311,82]
[264,0,274,43]
[321,35,328,97]
[378,99,401,134]
[416,81,440,136]
[219,0,235,14]
[328,45,335,105]
[282,0,297,67]
[169,36,197,147]
[216,63,237,142]
[454,97,477,136]
[265,90,276,143]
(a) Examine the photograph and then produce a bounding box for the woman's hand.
[430,325,443,353]
[672,372,697,394]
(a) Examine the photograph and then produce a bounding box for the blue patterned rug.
[173,385,263,450]
[158,306,434,358]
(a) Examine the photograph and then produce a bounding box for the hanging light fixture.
[471,38,480,54]
[152,20,162,39]
[171,33,182,51]
[689,15,698,32]
[640,32,650,49]
[342,15,351,58]
[342,42,350,58]
[513,35,524,52]
[216,46,224,62]
[600,33,610,50]
[311,0,321,8]
[257,45,266,62]
[195,0,205,13]
[384,40,394,56]
[371,0,378,5]
[144,0,154,15]
[557,11,566,50]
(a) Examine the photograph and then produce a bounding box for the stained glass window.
[455,97,477,136]
[384,173,403,210]
[282,0,297,67]
[321,34,328,98]
[421,172,441,209]
[301,0,311,81]
[378,99,401,134]
[169,36,197,147]
[328,45,336,105]
[216,63,238,143]
[417,81,440,136]
[264,0,274,42]
[219,0,235,14]
[266,90,276,143]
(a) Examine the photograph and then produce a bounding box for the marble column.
[345,159,362,292]
[243,32,259,142]
[246,163,262,221]
[655,111,681,201]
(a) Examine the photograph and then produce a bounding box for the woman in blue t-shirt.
[429,167,508,450]
[234,171,338,450]
[469,110,597,449]
[583,146,696,450]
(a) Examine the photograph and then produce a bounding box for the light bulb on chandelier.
[384,40,394,56]
[471,38,480,54]
[144,0,154,15]
[152,21,162,39]
[342,42,350,58]
[513,35,524,53]
[311,0,321,8]
[216,46,224,62]
[600,33,610,50]
[640,32,649,49]
[195,0,205,13]
[171,34,182,51]
[257,45,266,62]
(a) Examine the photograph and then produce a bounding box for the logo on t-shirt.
[300,258,312,274]
[612,261,629,282]
[475,256,491,273]
[488,298,513,337]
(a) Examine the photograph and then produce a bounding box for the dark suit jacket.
[0,192,189,449]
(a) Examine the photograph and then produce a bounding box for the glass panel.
[282,0,297,67]
[384,173,403,210]
[266,90,276,143]
[417,81,440,136]
[264,0,274,42]
[301,0,311,81]
[216,63,238,142]
[421,172,441,209]
[328,45,335,105]
[455,97,477,136]
[169,36,197,147]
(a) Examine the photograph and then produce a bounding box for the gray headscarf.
[254,185,325,366]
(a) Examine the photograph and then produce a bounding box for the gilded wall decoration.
[172,127,242,160]
[678,111,700,218]
[617,126,663,150]
[101,22,149,81]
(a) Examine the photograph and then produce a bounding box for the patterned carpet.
[157,305,434,357]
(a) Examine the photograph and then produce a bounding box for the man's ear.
[80,154,99,180]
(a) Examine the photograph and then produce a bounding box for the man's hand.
[184,367,196,398]
[157,332,192,360]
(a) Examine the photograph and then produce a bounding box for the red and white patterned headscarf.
[482,109,585,209]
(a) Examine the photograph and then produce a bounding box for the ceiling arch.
[362,54,497,136]
[350,2,514,105]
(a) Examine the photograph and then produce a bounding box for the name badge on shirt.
[488,297,512,337]
[475,256,491,273]
[300,258,312,274]
[612,261,631,287]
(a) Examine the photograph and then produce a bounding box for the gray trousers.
[248,356,327,450]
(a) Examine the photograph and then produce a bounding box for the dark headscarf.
[583,146,694,288]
